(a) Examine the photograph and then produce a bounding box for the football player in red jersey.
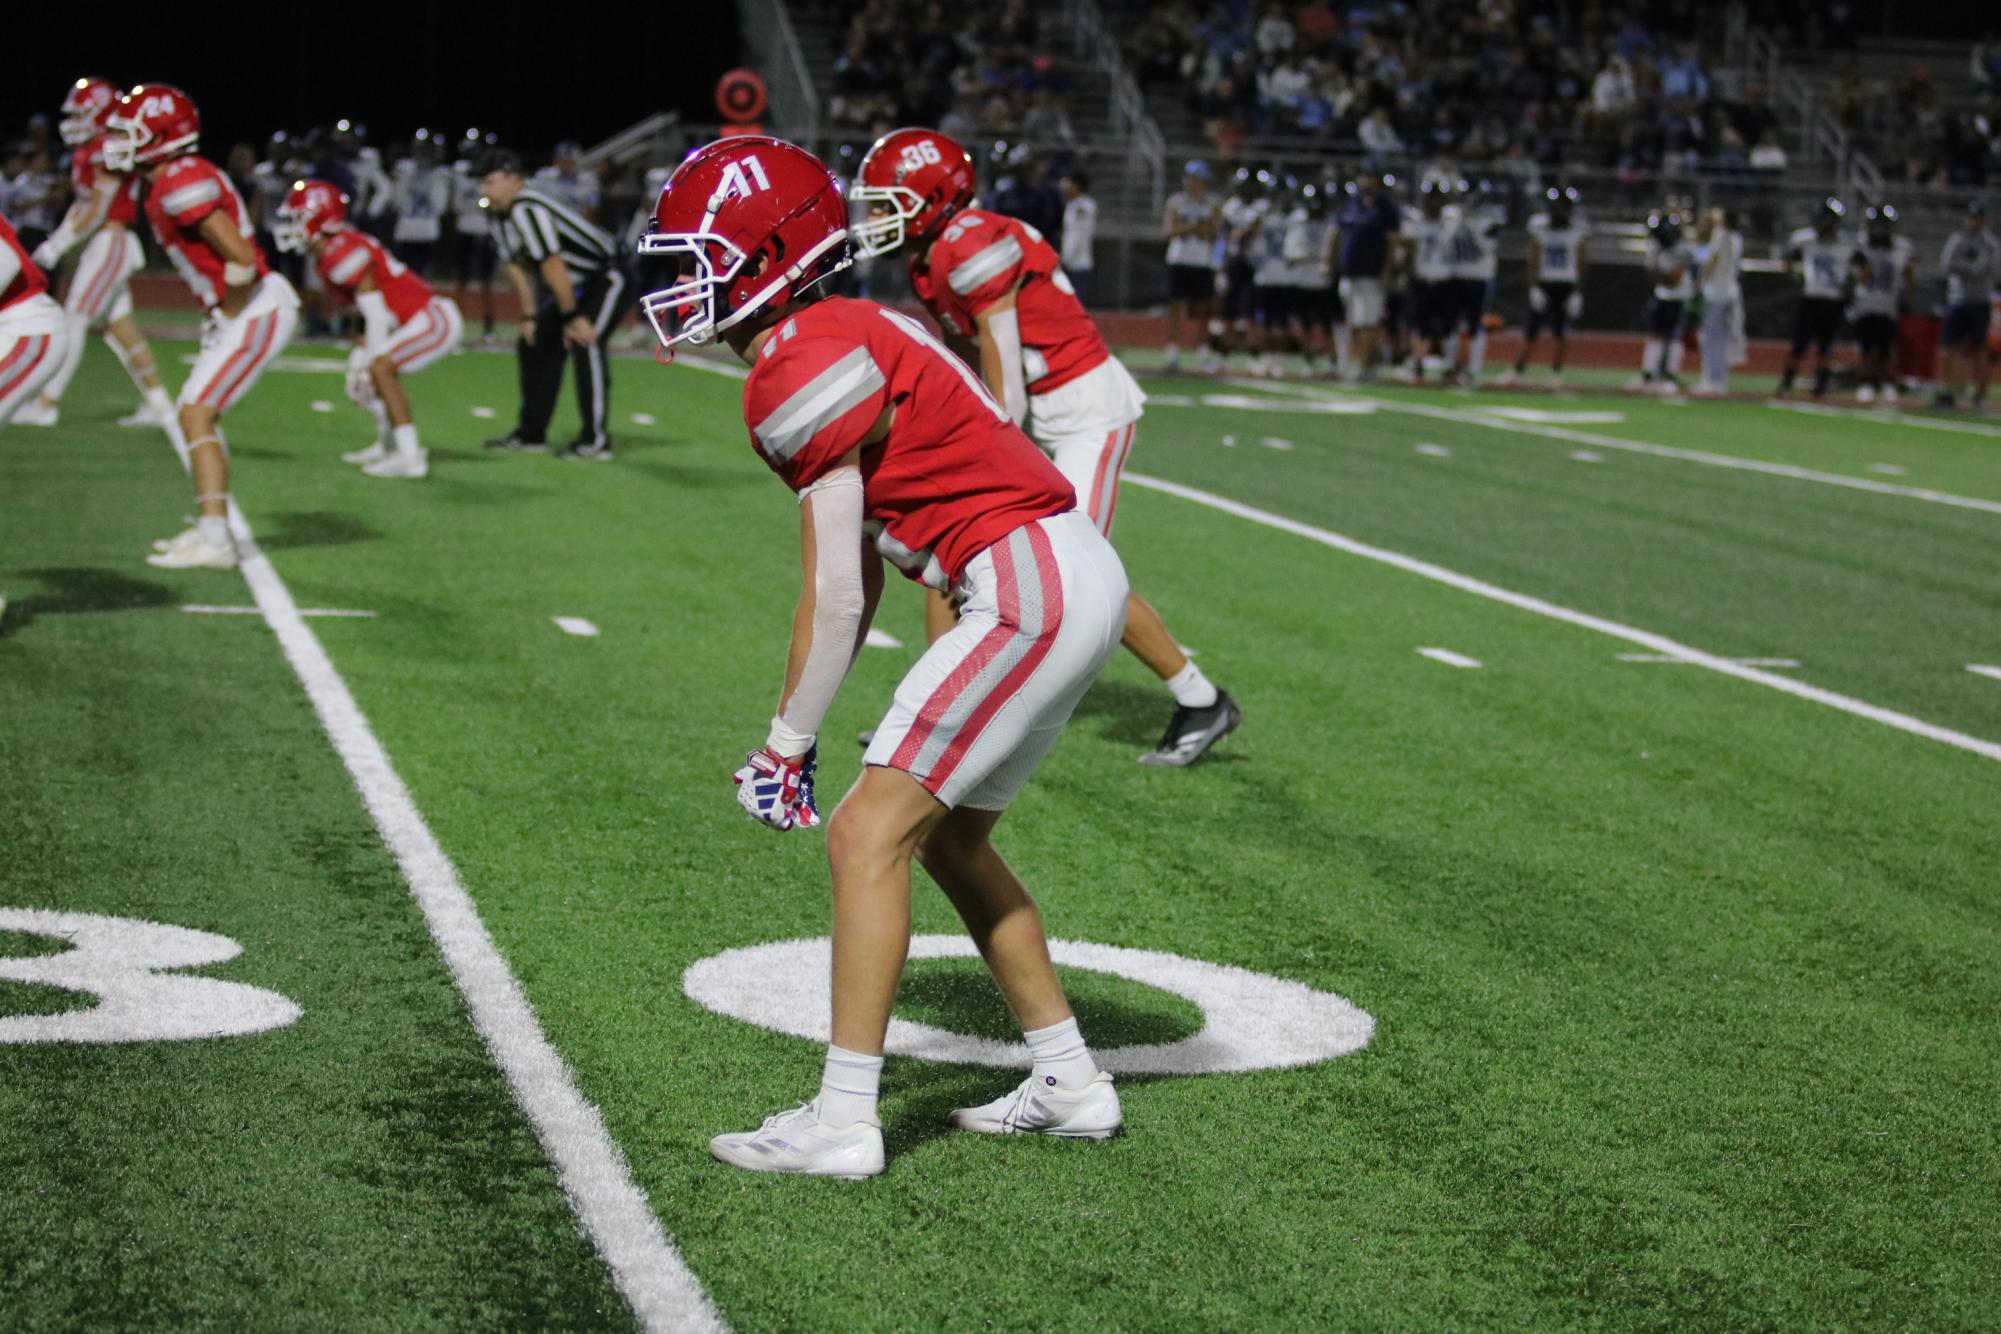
[854,128,1242,767]
[104,84,301,569]
[275,179,463,479]
[641,137,1130,1177]
[0,215,70,430]
[16,78,176,431]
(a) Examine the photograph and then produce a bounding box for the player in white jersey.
[1850,205,1913,404]
[1935,201,1999,409]
[1396,181,1458,383]
[1246,186,1295,376]
[1503,186,1587,388]
[1161,161,1222,372]
[1777,199,1854,398]
[1217,168,1269,368]
[1284,184,1338,375]
[1445,179,1502,383]
[1637,211,1693,393]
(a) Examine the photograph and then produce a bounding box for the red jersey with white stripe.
[909,208,1108,394]
[743,296,1076,590]
[315,228,433,323]
[0,215,49,311]
[73,136,143,227]
[144,156,269,310]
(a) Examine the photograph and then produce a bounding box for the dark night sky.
[9,0,741,161]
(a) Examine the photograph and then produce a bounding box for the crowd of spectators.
[1127,0,1789,194]
[1827,47,2001,192]
[823,0,1078,145]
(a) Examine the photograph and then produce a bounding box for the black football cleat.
[1138,691,1242,767]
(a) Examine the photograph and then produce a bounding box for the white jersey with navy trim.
[1449,203,1503,281]
[1852,237,1912,317]
[1401,210,1458,282]
[1164,191,1219,268]
[1526,214,1587,283]
[1787,228,1855,301]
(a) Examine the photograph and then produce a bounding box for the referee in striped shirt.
[478,150,630,460]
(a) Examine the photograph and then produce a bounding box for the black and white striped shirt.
[494,186,617,277]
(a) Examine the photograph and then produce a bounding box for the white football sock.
[392,422,422,458]
[1465,330,1486,377]
[817,1044,883,1127]
[1668,341,1685,375]
[368,400,392,444]
[1165,661,1219,709]
[1641,339,1661,378]
[1333,325,1352,374]
[141,383,172,415]
[197,513,230,546]
[1024,1016,1099,1089]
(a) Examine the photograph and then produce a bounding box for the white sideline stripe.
[177,353,344,374]
[1619,653,1802,668]
[1123,473,2001,764]
[1767,399,2001,439]
[864,627,903,649]
[1243,380,2001,517]
[224,503,723,1332]
[1969,664,2001,682]
[1417,646,1482,668]
[553,616,601,637]
[182,603,377,618]
[1481,407,1627,424]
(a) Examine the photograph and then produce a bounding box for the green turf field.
[4,330,1998,1330]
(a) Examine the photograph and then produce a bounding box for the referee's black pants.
[515,268,633,447]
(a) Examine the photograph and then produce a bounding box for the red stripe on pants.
[0,336,50,404]
[889,549,1023,775]
[393,307,450,368]
[196,312,262,407]
[924,523,1066,792]
[1098,424,1135,533]
[209,313,277,411]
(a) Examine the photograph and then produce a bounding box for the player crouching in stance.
[105,84,300,569]
[275,180,460,479]
[17,77,175,429]
[853,127,1240,766]
[0,215,70,429]
[642,137,1128,1178]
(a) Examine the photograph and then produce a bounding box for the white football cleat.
[151,522,199,553]
[117,402,172,428]
[145,527,237,570]
[12,399,58,426]
[362,449,428,479]
[708,1099,885,1179]
[1856,384,1876,404]
[342,440,389,465]
[1881,384,1899,405]
[949,1071,1123,1139]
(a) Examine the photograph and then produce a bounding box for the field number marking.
[0,909,300,1044]
[684,936,1375,1076]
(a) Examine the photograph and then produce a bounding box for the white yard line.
[1969,664,2001,682]
[1123,473,2001,764]
[1417,647,1482,668]
[225,503,723,1333]
[1619,653,1802,668]
[1766,399,2001,439]
[182,604,376,618]
[1238,380,2001,517]
[552,616,601,637]
[864,627,904,649]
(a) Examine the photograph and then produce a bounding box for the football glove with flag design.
[733,745,820,831]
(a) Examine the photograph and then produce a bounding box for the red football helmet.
[850,127,976,257]
[59,77,119,147]
[637,135,853,353]
[273,180,350,253]
[102,84,201,173]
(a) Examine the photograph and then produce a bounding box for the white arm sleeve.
[354,289,395,358]
[986,306,1029,425]
[0,241,20,292]
[766,468,868,758]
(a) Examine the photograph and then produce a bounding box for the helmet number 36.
[899,140,943,172]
